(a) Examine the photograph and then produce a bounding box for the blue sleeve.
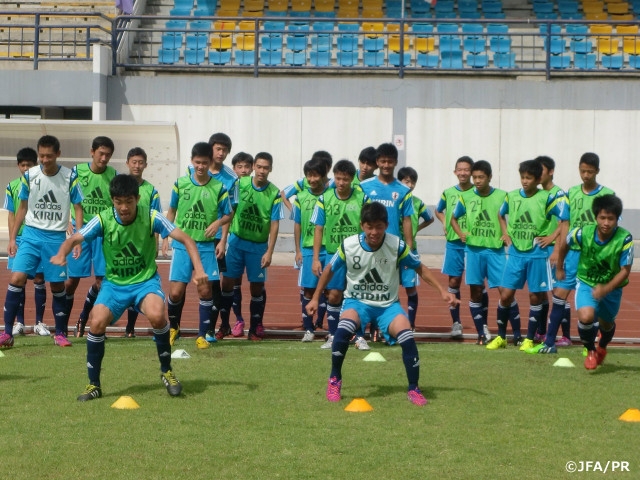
[271,197,285,221]
[566,227,582,248]
[169,182,180,209]
[452,198,466,220]
[282,179,304,199]
[218,190,233,218]
[398,240,422,269]
[310,196,326,226]
[620,234,634,267]
[292,199,302,224]
[435,193,447,213]
[499,195,509,217]
[328,249,347,278]
[401,191,415,218]
[78,216,103,242]
[231,179,239,208]
[151,210,176,239]
[419,202,433,223]
[4,184,14,212]
[150,190,162,212]
[18,173,30,201]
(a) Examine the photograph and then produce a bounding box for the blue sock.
[4,284,23,334]
[448,288,461,324]
[407,293,418,329]
[219,291,234,330]
[482,288,489,326]
[599,324,616,348]
[397,329,420,390]
[65,294,74,322]
[167,296,184,330]
[301,296,314,331]
[17,288,25,324]
[249,295,263,333]
[232,285,243,321]
[86,333,105,386]
[79,285,99,322]
[34,283,47,324]
[316,292,327,329]
[330,319,356,380]
[561,302,572,338]
[496,302,509,339]
[326,303,341,336]
[211,280,222,327]
[545,296,565,347]
[578,320,598,351]
[538,301,549,335]
[526,304,543,340]
[470,301,484,336]
[260,288,267,319]
[153,323,172,373]
[52,290,67,335]
[509,301,521,339]
[198,298,213,337]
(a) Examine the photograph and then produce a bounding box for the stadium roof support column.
[93,45,111,121]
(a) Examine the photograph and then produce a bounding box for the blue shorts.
[575,280,622,323]
[213,237,226,273]
[298,249,321,289]
[8,237,43,277]
[500,253,552,293]
[465,246,506,288]
[12,237,67,282]
[342,298,406,345]
[169,242,220,283]
[442,240,465,277]
[225,236,268,283]
[323,251,346,291]
[96,273,166,323]
[554,249,579,291]
[67,236,106,278]
[400,264,419,288]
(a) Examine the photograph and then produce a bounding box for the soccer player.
[4,147,49,337]
[306,202,458,406]
[218,152,284,341]
[450,160,507,345]
[556,194,632,369]
[0,135,83,349]
[51,174,208,400]
[529,153,614,354]
[163,142,232,348]
[311,159,369,349]
[281,150,333,213]
[294,158,328,342]
[67,136,118,338]
[397,166,435,330]
[486,159,568,351]
[123,147,162,338]
[352,146,377,187]
[435,156,477,339]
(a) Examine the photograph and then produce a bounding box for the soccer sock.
[219,291,234,330]
[509,301,521,339]
[448,288,461,324]
[34,282,46,324]
[260,288,267,319]
[545,296,566,347]
[198,298,213,337]
[316,292,327,329]
[211,280,222,328]
[86,333,105,386]
[482,289,490,325]
[578,320,598,351]
[599,324,616,349]
[301,296,314,332]
[326,303,341,336]
[538,300,549,336]
[561,302,572,338]
[3,284,23,334]
[469,301,484,336]
[496,302,509,339]
[65,294,74,324]
[167,296,184,330]
[232,284,243,321]
[126,307,138,334]
[52,290,67,335]
[407,293,418,330]
[330,319,356,380]
[249,295,263,332]
[397,329,420,390]
[16,288,25,324]
[79,285,99,323]
[153,322,172,373]
[526,304,543,340]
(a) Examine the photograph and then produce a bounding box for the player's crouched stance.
[556,194,633,370]
[306,202,458,406]
[51,175,208,401]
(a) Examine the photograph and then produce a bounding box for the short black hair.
[311,150,333,172]
[333,159,356,178]
[37,135,60,153]
[110,174,139,198]
[127,147,147,162]
[519,159,543,180]
[456,155,474,168]
[535,155,555,171]
[192,141,213,160]
[397,166,418,183]
[580,152,600,170]
[303,158,327,177]
[231,152,253,166]
[361,201,388,225]
[376,143,398,161]
[592,194,622,218]
[17,147,37,164]
[471,160,492,177]
[358,146,378,166]
[91,136,115,153]
[255,151,273,166]
[208,132,232,150]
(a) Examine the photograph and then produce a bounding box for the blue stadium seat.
[601,54,623,69]
[363,51,385,67]
[440,50,463,68]
[489,37,511,53]
[311,36,332,52]
[286,36,308,51]
[549,54,571,68]
[184,48,206,64]
[566,24,588,41]
[439,37,462,52]
[162,33,184,50]
[573,52,596,69]
[337,51,358,66]
[158,48,181,64]
[189,20,211,31]
[464,37,486,54]
[412,23,434,37]
[260,49,283,65]
[487,23,508,39]
[186,33,208,50]
[337,36,359,52]
[544,37,566,54]
[285,51,307,65]
[235,50,256,65]
[462,23,484,36]
[262,36,284,50]
[309,50,331,66]
[628,55,640,69]
[570,40,593,53]
[493,52,516,68]
[209,50,232,64]
[466,52,488,67]
[389,52,411,66]
[264,21,286,35]
[166,20,189,30]
[416,52,439,67]
[363,37,384,52]
[170,7,192,15]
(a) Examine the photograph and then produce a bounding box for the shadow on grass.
[591,363,640,375]
[107,378,259,398]
[364,383,488,400]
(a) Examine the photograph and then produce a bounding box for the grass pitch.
[2,336,640,479]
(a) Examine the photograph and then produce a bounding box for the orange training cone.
[344,398,374,412]
[619,408,640,422]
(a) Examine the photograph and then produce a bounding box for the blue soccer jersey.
[359,177,414,237]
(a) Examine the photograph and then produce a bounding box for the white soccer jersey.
[25,165,74,232]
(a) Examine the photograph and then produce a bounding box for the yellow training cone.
[363,352,386,362]
[111,396,140,410]
[619,408,640,422]
[0,350,5,358]
[344,398,374,412]
[553,358,575,368]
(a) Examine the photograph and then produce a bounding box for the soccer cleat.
[321,334,334,349]
[534,332,545,343]
[232,320,245,337]
[54,334,72,347]
[215,325,232,341]
[248,332,262,341]
[450,322,463,338]
[354,336,371,350]
[476,335,488,346]
[407,387,428,406]
[483,324,492,342]
[486,336,507,350]
[301,330,315,342]
[13,322,25,336]
[196,336,210,349]
[519,338,535,351]
[0,333,14,349]
[512,336,524,347]
[161,370,182,396]
[204,330,216,342]
[74,318,87,338]
[169,327,180,346]
[525,343,557,354]
[124,330,135,338]
[584,350,598,370]
[556,336,572,347]
[33,322,50,336]
[77,384,102,402]
[582,347,588,357]
[595,346,607,366]
[326,376,342,402]
[255,323,266,338]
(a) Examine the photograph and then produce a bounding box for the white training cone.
[171,349,191,359]
[553,357,575,368]
[363,352,386,362]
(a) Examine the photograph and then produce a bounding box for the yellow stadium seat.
[616,24,639,38]
[239,20,256,30]
[589,23,613,38]
[362,21,385,37]
[597,36,619,54]
[388,34,411,52]
[623,37,640,54]
[236,33,256,50]
[337,6,359,17]
[315,0,335,12]
[414,36,435,52]
[606,1,629,13]
[213,20,237,35]
[210,34,233,50]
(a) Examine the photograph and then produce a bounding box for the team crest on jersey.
[392,192,399,201]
